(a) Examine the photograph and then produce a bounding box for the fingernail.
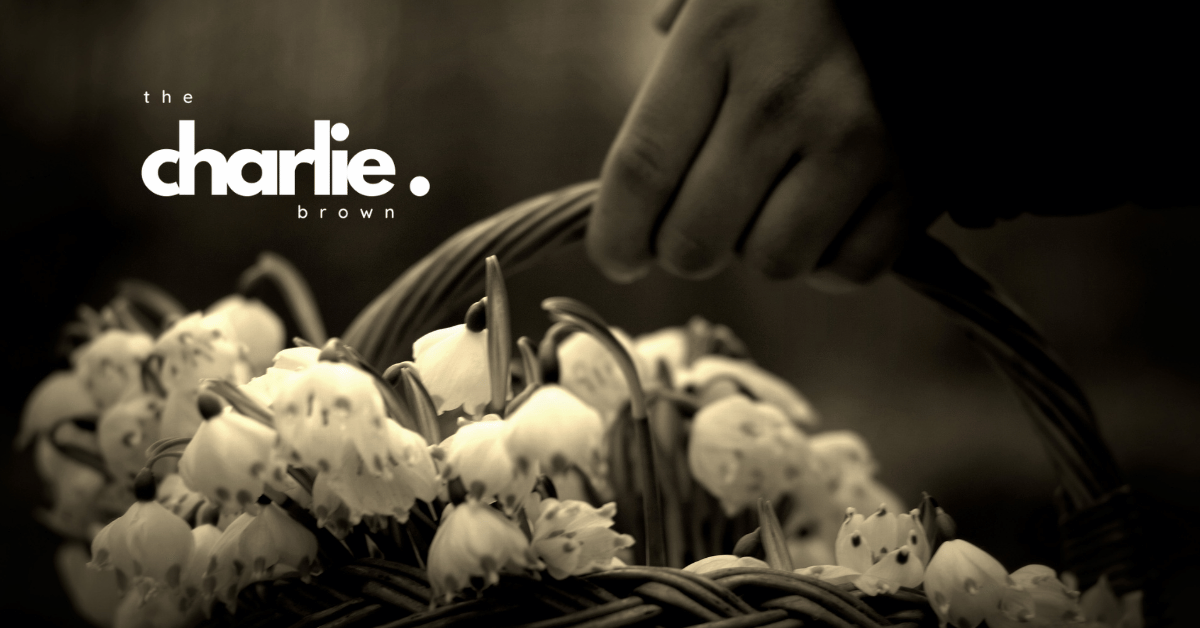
[602,264,650,284]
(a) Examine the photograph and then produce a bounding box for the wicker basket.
[203,180,1147,628]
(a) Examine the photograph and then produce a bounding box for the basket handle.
[342,179,1142,595]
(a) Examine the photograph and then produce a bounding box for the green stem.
[145,449,183,472]
[398,363,441,444]
[239,252,327,346]
[145,436,192,459]
[485,256,512,414]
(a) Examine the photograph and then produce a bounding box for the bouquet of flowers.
[19,183,1146,628]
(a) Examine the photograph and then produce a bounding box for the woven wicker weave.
[205,180,1145,628]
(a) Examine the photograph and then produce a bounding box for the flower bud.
[178,408,274,513]
[207,296,285,375]
[412,324,494,416]
[688,394,811,516]
[529,498,634,579]
[506,385,605,476]
[76,330,154,411]
[427,500,542,602]
[924,540,1036,628]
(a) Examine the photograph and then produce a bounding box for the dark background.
[2,1,1197,625]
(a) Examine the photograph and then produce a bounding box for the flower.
[677,355,817,428]
[239,346,320,408]
[984,565,1086,628]
[89,483,196,601]
[688,394,812,516]
[1078,574,1142,628]
[633,326,690,379]
[34,436,110,539]
[427,500,542,602]
[206,503,319,612]
[75,330,155,411]
[97,395,162,487]
[506,385,605,476]
[310,419,438,533]
[557,328,650,421]
[528,497,633,579]
[832,505,930,594]
[16,370,97,450]
[924,540,1036,628]
[272,362,398,481]
[684,555,771,574]
[207,296,285,375]
[154,474,209,522]
[55,542,122,628]
[412,324,495,416]
[178,407,275,513]
[436,417,537,514]
[153,313,249,395]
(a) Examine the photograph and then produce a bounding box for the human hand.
[588,0,932,290]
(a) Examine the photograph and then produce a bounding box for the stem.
[145,450,183,472]
[516,336,541,390]
[485,257,512,414]
[145,436,192,460]
[239,252,327,346]
[117,279,187,323]
[399,364,441,444]
[757,498,794,571]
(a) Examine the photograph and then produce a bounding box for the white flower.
[89,494,195,601]
[239,346,320,408]
[683,555,771,574]
[558,328,650,422]
[924,540,1036,628]
[987,565,1086,628]
[206,503,319,612]
[506,385,605,476]
[833,505,930,594]
[76,330,155,411]
[678,355,817,428]
[633,326,690,379]
[16,370,96,450]
[412,324,495,415]
[427,501,542,602]
[529,497,633,579]
[178,408,275,513]
[436,418,536,514]
[688,394,811,516]
[207,296,285,375]
[273,362,398,481]
[97,395,162,487]
[153,313,249,395]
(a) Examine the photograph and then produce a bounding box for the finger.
[588,7,727,283]
[742,150,884,280]
[806,181,915,293]
[654,97,798,279]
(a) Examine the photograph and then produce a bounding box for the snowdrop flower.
[1078,575,1143,628]
[16,370,96,450]
[688,394,812,516]
[240,346,320,408]
[832,505,930,594]
[273,362,397,482]
[412,323,494,415]
[436,417,537,514]
[206,502,319,612]
[34,437,109,539]
[558,329,650,421]
[427,500,542,603]
[634,326,689,379]
[684,555,771,574]
[154,474,208,522]
[924,540,1036,628]
[207,296,285,375]
[529,497,634,579]
[97,395,162,487]
[506,385,605,476]
[984,565,1086,628]
[178,407,275,513]
[310,419,438,533]
[89,473,195,601]
[76,329,154,411]
[678,356,817,428]
[153,313,249,395]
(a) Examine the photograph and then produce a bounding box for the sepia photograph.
[1,2,1196,626]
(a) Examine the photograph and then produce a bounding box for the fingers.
[807,182,914,293]
[588,6,726,283]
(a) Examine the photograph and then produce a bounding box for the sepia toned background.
[2,1,1197,625]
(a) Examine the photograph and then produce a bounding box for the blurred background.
[2,1,1197,625]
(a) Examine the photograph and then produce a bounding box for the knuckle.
[657,227,724,278]
[605,130,673,195]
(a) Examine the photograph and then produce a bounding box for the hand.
[588,0,930,290]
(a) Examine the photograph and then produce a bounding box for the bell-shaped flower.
[153,312,250,395]
[206,502,319,612]
[924,540,1036,628]
[97,395,162,487]
[412,324,494,416]
[75,329,154,411]
[16,370,97,450]
[836,505,931,574]
[178,522,222,614]
[983,565,1086,628]
[793,564,863,585]
[112,584,197,628]
[436,418,536,514]
[634,326,690,381]
[688,394,812,516]
[678,355,817,428]
[273,362,398,481]
[179,408,275,513]
[557,328,651,422]
[310,419,439,533]
[528,497,634,579]
[506,385,605,476]
[427,500,543,603]
[207,296,285,375]
[684,555,771,574]
[89,484,196,601]
[155,474,208,522]
[240,346,320,408]
[34,437,109,539]
[1078,574,1142,628]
